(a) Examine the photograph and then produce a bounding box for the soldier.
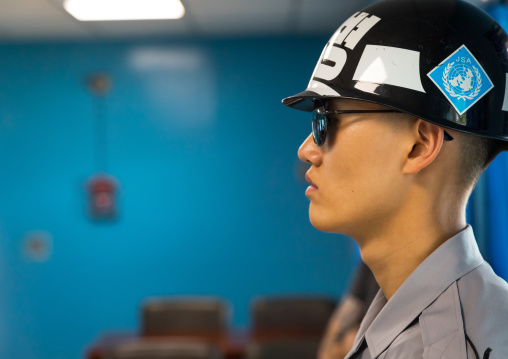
[283,0,508,358]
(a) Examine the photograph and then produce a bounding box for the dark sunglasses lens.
[312,108,327,146]
[444,131,454,141]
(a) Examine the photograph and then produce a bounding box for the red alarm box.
[87,175,118,221]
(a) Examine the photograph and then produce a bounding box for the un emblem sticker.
[428,45,494,116]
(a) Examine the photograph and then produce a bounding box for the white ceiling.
[0,0,495,42]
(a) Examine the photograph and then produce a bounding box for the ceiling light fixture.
[63,0,185,21]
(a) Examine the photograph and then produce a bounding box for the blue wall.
[0,37,358,359]
[469,4,508,283]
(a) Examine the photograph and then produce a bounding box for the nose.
[298,133,323,166]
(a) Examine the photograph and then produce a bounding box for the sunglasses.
[312,103,454,146]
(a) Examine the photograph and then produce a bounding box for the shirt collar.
[347,225,484,359]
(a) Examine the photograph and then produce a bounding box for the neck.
[355,192,468,300]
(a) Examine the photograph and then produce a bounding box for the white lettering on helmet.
[343,15,381,50]
[307,12,381,96]
[331,12,369,49]
[502,74,508,111]
[312,45,347,81]
[353,45,426,93]
[308,80,344,96]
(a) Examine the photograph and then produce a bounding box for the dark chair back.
[246,339,320,359]
[106,340,223,359]
[142,297,229,339]
[252,296,336,339]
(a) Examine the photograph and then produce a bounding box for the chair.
[141,296,229,341]
[251,296,336,339]
[245,339,320,359]
[105,340,223,359]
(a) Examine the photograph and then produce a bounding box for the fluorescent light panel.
[63,0,185,21]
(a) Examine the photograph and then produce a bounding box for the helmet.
[282,0,508,141]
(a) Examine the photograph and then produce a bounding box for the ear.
[403,119,445,174]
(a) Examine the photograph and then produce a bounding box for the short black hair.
[456,132,507,192]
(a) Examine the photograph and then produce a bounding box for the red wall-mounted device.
[87,175,118,221]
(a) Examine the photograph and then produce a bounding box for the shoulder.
[458,261,508,358]
[458,261,508,313]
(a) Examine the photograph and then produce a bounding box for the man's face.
[298,99,411,237]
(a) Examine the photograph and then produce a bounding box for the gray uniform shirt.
[344,226,508,359]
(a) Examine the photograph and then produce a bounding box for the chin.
[309,210,343,234]
[308,205,356,236]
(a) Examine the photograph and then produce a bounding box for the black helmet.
[282,0,508,141]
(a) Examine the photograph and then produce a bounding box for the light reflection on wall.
[128,47,217,130]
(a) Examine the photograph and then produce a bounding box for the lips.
[305,173,318,189]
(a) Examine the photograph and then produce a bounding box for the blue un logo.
[428,45,494,116]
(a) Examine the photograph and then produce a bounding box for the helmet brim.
[282,90,323,112]
[282,89,395,114]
